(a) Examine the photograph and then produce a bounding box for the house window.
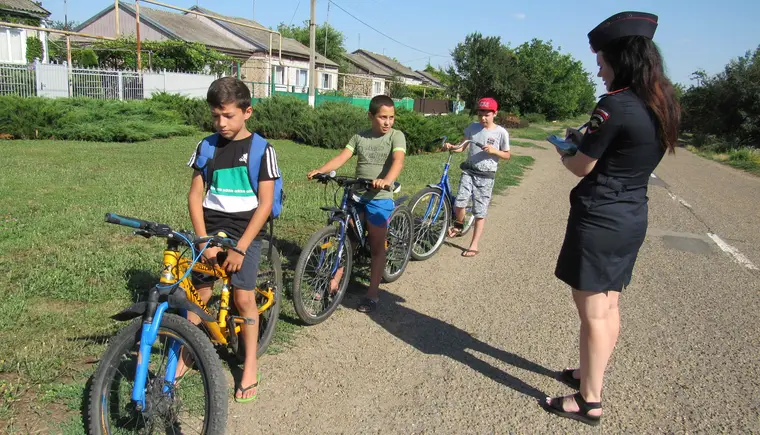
[0,28,27,64]
[321,73,332,89]
[296,69,308,87]
[373,81,383,95]
[274,66,285,85]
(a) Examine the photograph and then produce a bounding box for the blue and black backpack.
[194,132,284,219]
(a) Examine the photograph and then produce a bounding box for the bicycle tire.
[382,205,414,283]
[254,239,283,358]
[87,314,227,435]
[292,226,353,325]
[408,187,450,261]
[459,196,476,236]
[226,239,282,362]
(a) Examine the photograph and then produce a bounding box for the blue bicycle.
[291,172,413,325]
[408,136,484,261]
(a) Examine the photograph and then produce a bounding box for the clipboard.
[546,122,587,156]
[546,135,578,155]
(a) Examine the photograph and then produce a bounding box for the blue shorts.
[353,197,395,228]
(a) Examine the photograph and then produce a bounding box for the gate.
[35,62,69,98]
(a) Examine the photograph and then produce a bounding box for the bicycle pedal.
[229,316,256,325]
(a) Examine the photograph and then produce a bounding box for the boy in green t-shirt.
[307,95,406,313]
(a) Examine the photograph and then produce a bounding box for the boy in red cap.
[445,97,511,256]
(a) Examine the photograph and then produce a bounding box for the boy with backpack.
[307,94,406,313]
[182,76,282,403]
[445,97,511,257]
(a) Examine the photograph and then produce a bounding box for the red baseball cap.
[477,97,498,112]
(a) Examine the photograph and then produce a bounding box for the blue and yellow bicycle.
[87,213,282,434]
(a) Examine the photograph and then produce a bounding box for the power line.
[288,0,301,27]
[328,0,447,58]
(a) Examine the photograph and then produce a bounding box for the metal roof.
[192,6,338,67]
[0,0,50,17]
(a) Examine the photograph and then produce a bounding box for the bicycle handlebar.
[312,171,400,192]
[434,136,484,152]
[104,212,241,253]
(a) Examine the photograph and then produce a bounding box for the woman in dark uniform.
[541,11,681,425]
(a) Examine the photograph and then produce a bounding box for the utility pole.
[308,0,316,107]
[252,0,255,20]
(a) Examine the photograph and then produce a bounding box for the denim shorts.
[191,238,262,291]
[352,196,395,228]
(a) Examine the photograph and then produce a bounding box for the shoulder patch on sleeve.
[588,108,610,133]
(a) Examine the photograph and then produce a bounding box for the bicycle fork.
[131,288,179,412]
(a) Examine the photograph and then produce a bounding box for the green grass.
[686,144,760,176]
[0,135,533,431]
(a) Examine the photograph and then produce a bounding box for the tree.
[447,32,526,114]
[277,21,346,64]
[513,38,596,119]
[681,46,760,147]
[50,20,80,31]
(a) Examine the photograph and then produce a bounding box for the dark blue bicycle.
[291,172,413,325]
[408,136,484,261]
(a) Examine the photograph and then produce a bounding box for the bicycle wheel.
[382,205,413,283]
[255,239,282,357]
[409,187,449,261]
[225,238,282,361]
[88,314,227,435]
[459,196,476,236]
[292,226,353,325]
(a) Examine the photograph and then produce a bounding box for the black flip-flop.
[461,249,479,257]
[540,392,601,426]
[357,298,378,313]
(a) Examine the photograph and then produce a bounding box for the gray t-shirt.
[465,123,510,172]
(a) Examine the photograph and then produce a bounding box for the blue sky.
[40,0,760,95]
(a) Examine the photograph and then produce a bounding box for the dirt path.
[227,144,760,433]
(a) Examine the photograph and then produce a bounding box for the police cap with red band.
[588,11,658,53]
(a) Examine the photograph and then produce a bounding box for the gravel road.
[227,143,760,434]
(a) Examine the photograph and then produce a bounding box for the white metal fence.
[0,63,36,97]
[0,61,217,100]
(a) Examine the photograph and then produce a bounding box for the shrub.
[495,112,530,129]
[0,95,196,141]
[298,101,368,148]
[391,109,474,154]
[523,113,546,124]
[149,92,213,132]
[247,95,311,140]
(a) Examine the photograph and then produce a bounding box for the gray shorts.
[192,238,262,291]
[454,172,495,218]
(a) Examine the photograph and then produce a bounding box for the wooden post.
[114,0,120,36]
[135,0,142,73]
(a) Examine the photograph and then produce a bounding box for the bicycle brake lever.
[133,230,152,238]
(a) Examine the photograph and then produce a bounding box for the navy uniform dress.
[554,87,665,292]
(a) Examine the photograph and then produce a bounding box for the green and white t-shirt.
[188,134,280,238]
[345,128,406,200]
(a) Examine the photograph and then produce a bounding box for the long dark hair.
[602,36,681,154]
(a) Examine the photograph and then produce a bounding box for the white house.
[71,3,340,97]
[0,0,51,64]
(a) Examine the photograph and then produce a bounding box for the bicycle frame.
[420,136,479,225]
[126,232,277,410]
[323,184,368,278]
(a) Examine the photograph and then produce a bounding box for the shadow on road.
[357,290,551,399]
